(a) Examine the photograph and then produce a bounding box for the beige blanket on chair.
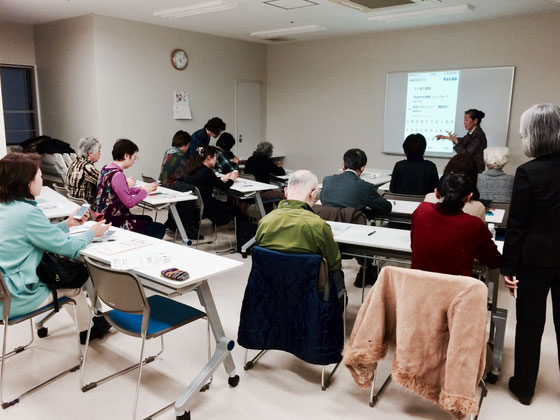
[343,266,487,418]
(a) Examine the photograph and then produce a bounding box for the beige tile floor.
[1,219,559,420]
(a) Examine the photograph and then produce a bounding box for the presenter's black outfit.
[454,126,487,173]
[501,152,560,402]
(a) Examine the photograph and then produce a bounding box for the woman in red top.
[411,172,501,276]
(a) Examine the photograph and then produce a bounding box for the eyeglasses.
[134,155,139,161]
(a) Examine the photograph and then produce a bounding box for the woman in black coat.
[502,103,560,405]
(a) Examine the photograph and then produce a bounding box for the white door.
[235,80,263,159]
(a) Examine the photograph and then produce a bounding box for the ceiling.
[1,0,559,44]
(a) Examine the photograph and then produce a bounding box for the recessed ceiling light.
[154,1,237,19]
[250,25,326,38]
[368,4,474,22]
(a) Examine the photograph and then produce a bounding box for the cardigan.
[411,202,501,276]
[477,169,514,203]
[66,156,100,206]
[0,200,93,318]
[343,266,488,418]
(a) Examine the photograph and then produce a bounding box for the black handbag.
[36,252,89,311]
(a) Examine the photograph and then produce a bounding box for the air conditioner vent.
[330,0,440,13]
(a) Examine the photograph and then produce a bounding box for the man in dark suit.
[321,149,392,286]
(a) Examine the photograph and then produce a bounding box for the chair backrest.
[192,186,204,219]
[62,153,73,166]
[67,195,88,206]
[488,201,510,229]
[84,257,148,316]
[313,205,367,225]
[238,173,256,181]
[382,192,425,202]
[52,182,70,198]
[237,246,343,365]
[141,174,156,183]
[0,272,11,322]
[53,153,68,181]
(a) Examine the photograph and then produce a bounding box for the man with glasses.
[186,117,226,158]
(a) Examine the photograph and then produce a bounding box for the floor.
[1,215,559,420]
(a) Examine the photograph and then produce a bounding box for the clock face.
[171,49,188,70]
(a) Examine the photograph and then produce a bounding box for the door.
[235,80,263,159]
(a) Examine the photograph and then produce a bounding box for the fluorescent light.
[368,4,474,22]
[154,1,237,19]
[250,25,326,38]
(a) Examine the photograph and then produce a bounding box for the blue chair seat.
[107,295,205,338]
[3,297,71,325]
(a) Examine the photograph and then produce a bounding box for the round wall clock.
[171,49,188,70]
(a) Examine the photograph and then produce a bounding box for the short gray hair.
[254,141,273,158]
[483,147,509,170]
[520,103,560,158]
[287,170,318,194]
[77,137,101,158]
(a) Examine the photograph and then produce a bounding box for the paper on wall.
[173,91,192,120]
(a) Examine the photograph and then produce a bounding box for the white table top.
[136,182,197,206]
[37,186,79,219]
[386,200,505,224]
[327,220,504,254]
[79,224,244,290]
[230,179,278,193]
[378,182,390,192]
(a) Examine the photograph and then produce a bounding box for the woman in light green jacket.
[0,153,111,343]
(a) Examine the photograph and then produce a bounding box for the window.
[0,66,39,144]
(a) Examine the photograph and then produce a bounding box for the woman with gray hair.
[66,137,101,206]
[502,103,560,406]
[245,141,286,184]
[477,147,515,203]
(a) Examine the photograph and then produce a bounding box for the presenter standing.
[436,109,487,172]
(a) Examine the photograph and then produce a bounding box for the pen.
[368,230,376,236]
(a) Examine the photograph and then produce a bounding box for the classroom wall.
[33,14,267,179]
[0,22,37,157]
[34,15,100,149]
[266,13,560,180]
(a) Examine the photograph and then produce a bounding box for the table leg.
[169,203,192,246]
[255,192,266,218]
[174,280,237,416]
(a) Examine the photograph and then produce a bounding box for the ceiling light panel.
[368,4,474,22]
[154,1,237,18]
[251,24,326,38]
[264,0,319,10]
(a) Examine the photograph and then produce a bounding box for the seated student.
[186,117,226,158]
[185,146,254,246]
[66,136,102,206]
[411,172,501,276]
[255,170,344,293]
[96,139,165,239]
[477,147,515,203]
[390,133,439,195]
[0,152,112,344]
[214,132,239,175]
[424,153,485,221]
[321,148,392,287]
[158,130,200,237]
[244,141,286,184]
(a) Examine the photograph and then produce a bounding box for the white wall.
[34,15,100,149]
[0,22,37,157]
[266,13,560,180]
[33,14,267,178]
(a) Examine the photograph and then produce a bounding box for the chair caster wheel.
[228,375,240,387]
[485,372,499,384]
[37,327,48,338]
[176,411,190,420]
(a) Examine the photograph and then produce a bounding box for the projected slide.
[404,71,460,154]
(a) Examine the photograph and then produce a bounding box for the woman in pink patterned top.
[96,139,165,238]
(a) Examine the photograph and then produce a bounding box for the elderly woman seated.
[477,147,515,203]
[66,137,102,206]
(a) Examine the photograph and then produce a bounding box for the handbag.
[36,252,89,311]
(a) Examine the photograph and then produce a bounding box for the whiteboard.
[383,66,515,158]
